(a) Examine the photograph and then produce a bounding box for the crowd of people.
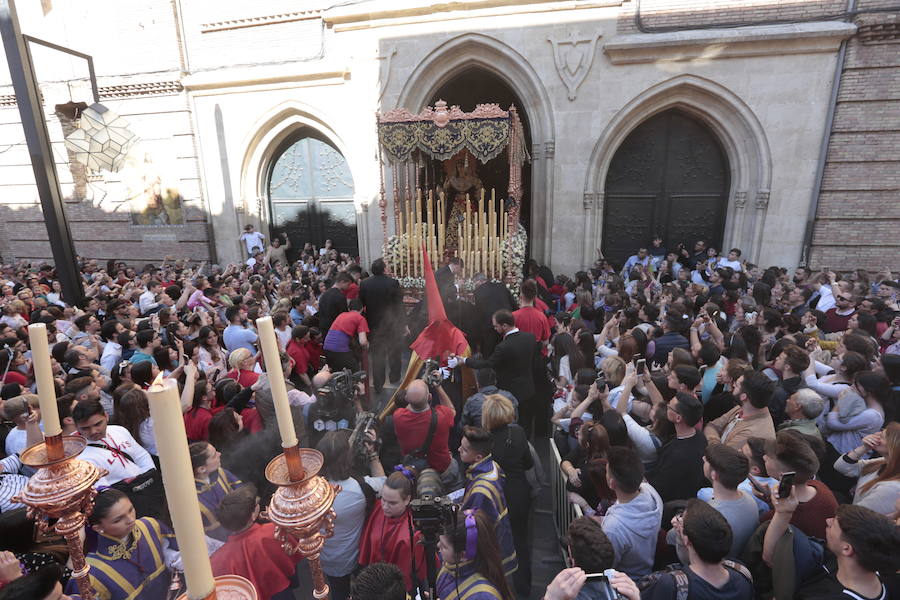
[0,230,898,600]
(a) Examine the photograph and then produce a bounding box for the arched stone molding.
[396,33,556,264]
[582,75,772,267]
[238,100,370,263]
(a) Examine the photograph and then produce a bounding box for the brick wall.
[618,0,849,34]
[809,0,900,272]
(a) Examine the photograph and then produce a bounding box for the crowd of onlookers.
[0,232,898,600]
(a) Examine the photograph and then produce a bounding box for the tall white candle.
[255,317,298,448]
[27,323,61,436]
[146,378,216,600]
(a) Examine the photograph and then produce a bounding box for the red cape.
[210,522,300,599]
[409,245,469,360]
[358,508,428,591]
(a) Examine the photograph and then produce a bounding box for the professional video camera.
[410,468,457,599]
[315,368,366,420]
[420,358,442,388]
[348,411,379,475]
[308,368,367,442]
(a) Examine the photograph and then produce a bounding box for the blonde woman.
[482,394,533,595]
[225,348,259,387]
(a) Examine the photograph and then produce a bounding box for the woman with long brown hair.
[436,509,513,600]
[835,422,900,515]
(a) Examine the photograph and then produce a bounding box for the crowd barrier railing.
[549,438,583,562]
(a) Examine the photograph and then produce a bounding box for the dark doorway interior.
[428,68,532,240]
[602,109,730,269]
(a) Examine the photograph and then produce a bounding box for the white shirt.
[240,231,265,254]
[275,326,292,351]
[100,341,123,374]
[815,285,836,313]
[4,428,27,457]
[139,289,160,315]
[716,258,742,271]
[79,425,156,487]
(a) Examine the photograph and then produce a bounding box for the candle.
[146,377,216,600]
[255,317,298,448]
[27,323,61,436]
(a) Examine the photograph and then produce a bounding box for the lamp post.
[0,0,94,306]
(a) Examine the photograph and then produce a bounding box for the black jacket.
[770,376,807,426]
[465,330,537,405]
[473,281,516,331]
[317,287,348,333]
[359,274,402,333]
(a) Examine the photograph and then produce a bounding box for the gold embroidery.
[104,527,141,561]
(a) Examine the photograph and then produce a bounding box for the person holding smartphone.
[758,430,838,540]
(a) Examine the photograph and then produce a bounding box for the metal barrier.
[550,438,583,562]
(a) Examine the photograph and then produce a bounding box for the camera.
[420,358,442,388]
[594,372,607,391]
[409,469,457,597]
[313,368,367,422]
[410,469,457,535]
[584,569,627,600]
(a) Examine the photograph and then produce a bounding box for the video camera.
[349,411,379,475]
[410,468,457,534]
[420,358,442,388]
[410,468,457,597]
[315,368,367,421]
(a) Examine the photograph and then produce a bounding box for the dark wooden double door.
[602,109,729,268]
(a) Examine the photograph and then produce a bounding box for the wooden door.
[603,110,729,268]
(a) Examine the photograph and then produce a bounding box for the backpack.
[637,560,753,600]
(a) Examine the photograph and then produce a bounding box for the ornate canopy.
[377,100,523,163]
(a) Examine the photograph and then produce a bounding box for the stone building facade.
[0,0,896,274]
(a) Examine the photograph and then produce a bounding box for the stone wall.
[809,0,900,271]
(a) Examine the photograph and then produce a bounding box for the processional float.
[376,100,529,292]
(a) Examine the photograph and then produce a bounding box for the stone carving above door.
[548,31,602,101]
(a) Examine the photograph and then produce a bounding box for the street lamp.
[0,0,134,305]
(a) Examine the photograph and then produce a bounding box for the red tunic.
[330,311,369,337]
[225,368,259,388]
[307,341,323,370]
[286,339,309,377]
[513,306,550,343]
[211,522,301,600]
[183,406,222,441]
[358,508,428,591]
[344,282,360,300]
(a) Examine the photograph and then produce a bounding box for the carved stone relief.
[548,31,602,101]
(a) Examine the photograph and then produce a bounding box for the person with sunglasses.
[822,291,857,334]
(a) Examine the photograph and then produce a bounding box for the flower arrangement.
[501,223,527,294]
[383,233,409,276]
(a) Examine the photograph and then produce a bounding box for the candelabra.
[175,575,257,600]
[265,445,339,599]
[14,435,105,600]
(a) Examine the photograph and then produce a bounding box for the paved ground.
[290,384,565,599]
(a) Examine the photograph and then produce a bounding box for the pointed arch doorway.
[602,109,730,267]
[427,68,532,246]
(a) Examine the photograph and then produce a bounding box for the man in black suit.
[317,272,352,333]
[452,309,538,437]
[472,273,516,356]
[435,257,463,301]
[359,258,404,393]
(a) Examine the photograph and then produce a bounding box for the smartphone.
[777,472,796,499]
[583,569,619,600]
[747,474,770,499]
[636,358,646,375]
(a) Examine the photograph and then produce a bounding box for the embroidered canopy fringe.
[377,102,519,163]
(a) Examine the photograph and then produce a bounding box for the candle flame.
[149,371,167,391]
